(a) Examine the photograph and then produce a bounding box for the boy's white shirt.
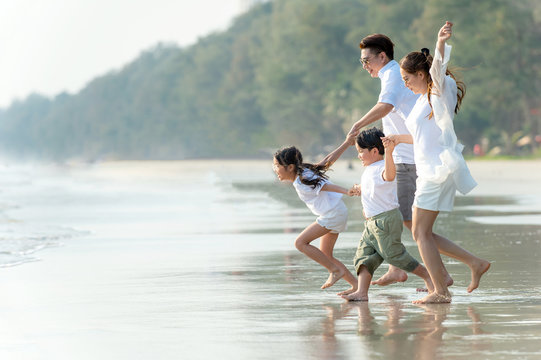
[293,169,343,216]
[361,160,399,218]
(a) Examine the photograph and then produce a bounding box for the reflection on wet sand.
[311,298,497,360]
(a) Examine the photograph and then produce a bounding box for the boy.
[342,127,433,301]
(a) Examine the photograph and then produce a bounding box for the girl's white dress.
[293,169,348,233]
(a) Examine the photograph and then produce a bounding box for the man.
[348,34,419,286]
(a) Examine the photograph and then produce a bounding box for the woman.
[383,21,490,303]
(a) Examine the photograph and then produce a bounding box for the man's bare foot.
[321,269,345,289]
[337,287,357,296]
[467,260,491,293]
[370,268,408,286]
[416,274,453,292]
[341,291,368,302]
[412,292,451,304]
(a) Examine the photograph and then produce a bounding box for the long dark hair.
[273,146,329,188]
[399,48,466,118]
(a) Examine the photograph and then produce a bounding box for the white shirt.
[406,94,442,178]
[378,60,419,165]
[293,169,343,216]
[361,160,399,218]
[405,43,477,195]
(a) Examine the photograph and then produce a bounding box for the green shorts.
[353,208,420,275]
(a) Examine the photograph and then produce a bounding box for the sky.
[0,0,245,108]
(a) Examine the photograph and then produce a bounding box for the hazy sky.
[0,0,243,108]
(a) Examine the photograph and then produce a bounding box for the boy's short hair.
[356,127,385,155]
[359,34,394,60]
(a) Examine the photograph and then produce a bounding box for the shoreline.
[0,159,540,359]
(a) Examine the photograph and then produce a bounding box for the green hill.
[1,0,540,160]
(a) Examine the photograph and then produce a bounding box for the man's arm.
[316,132,356,167]
[348,102,394,137]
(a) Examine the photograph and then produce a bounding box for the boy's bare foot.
[341,291,368,302]
[467,260,490,293]
[370,268,408,286]
[416,274,454,292]
[321,269,345,289]
[337,286,357,296]
[412,292,451,304]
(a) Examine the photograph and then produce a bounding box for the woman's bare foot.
[467,260,491,293]
[370,268,408,286]
[337,286,357,296]
[412,292,451,304]
[423,277,435,294]
[341,291,368,302]
[416,274,453,292]
[321,269,345,289]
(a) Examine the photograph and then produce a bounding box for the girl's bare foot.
[321,269,345,289]
[467,260,491,293]
[341,291,368,302]
[370,268,408,286]
[337,286,357,296]
[412,292,451,304]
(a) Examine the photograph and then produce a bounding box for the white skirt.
[316,200,348,233]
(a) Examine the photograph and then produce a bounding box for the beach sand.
[0,159,540,360]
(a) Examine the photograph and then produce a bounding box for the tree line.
[0,0,540,161]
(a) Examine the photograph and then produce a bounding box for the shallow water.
[0,160,540,359]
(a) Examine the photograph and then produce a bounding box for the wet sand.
[0,160,540,359]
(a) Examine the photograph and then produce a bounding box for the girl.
[382,21,490,303]
[273,138,357,294]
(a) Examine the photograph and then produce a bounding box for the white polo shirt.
[378,60,418,165]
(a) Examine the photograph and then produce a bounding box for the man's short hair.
[359,34,394,60]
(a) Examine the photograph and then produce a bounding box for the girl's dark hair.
[399,48,466,118]
[273,146,328,188]
[356,127,385,155]
[359,34,394,60]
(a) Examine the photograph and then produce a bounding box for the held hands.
[438,21,453,43]
[346,131,357,146]
[347,125,358,139]
[348,184,361,197]
[381,136,397,153]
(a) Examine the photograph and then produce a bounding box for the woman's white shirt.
[405,43,477,194]
[405,95,443,178]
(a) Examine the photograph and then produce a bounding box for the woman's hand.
[438,21,453,43]
[381,135,399,146]
[381,136,396,153]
